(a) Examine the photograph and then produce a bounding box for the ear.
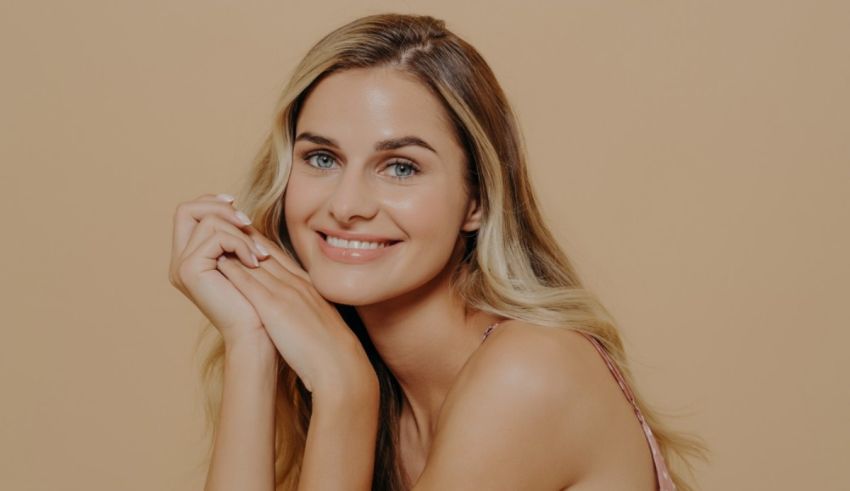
[461,196,483,233]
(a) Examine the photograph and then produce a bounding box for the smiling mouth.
[317,232,403,249]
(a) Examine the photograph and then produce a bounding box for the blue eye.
[385,160,421,180]
[303,151,338,171]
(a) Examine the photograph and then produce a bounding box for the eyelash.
[301,150,421,181]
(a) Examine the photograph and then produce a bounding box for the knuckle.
[221,232,243,249]
[198,215,228,236]
[168,261,185,285]
[222,231,250,251]
[204,214,237,231]
[175,260,194,281]
[173,201,188,220]
[198,214,220,226]
[168,275,185,292]
[167,265,179,284]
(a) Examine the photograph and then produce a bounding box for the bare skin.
[169,193,379,491]
[284,66,497,447]
[398,320,658,490]
[172,65,660,489]
[284,66,659,489]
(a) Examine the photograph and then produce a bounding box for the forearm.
[297,373,381,491]
[205,338,279,491]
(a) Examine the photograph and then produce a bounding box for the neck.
[355,263,501,448]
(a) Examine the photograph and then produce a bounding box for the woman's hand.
[215,235,377,397]
[168,193,272,348]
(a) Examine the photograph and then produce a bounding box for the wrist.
[312,367,380,409]
[225,333,278,363]
[312,337,378,398]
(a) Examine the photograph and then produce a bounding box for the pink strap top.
[481,321,676,490]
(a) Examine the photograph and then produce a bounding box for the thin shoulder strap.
[481,320,503,341]
[578,332,677,491]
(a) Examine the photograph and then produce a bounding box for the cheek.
[397,185,466,241]
[284,173,323,223]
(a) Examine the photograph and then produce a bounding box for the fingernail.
[216,193,235,203]
[251,254,259,267]
[254,241,269,257]
[235,210,252,225]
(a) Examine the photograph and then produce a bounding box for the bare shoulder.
[448,320,611,413]
[414,320,641,490]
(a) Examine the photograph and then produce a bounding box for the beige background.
[2,1,848,489]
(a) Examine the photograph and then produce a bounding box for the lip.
[316,231,402,264]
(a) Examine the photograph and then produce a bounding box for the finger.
[171,194,255,259]
[184,214,268,263]
[255,252,303,283]
[245,232,311,282]
[216,255,274,306]
[240,254,311,296]
[212,192,237,205]
[194,192,238,206]
[173,193,251,251]
[183,228,260,270]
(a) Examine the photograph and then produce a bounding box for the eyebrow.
[294,131,439,156]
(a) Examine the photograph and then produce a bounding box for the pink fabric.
[481,321,676,490]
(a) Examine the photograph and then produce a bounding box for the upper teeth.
[325,235,391,249]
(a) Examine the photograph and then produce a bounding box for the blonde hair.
[193,12,709,490]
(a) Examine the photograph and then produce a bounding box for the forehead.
[294,67,458,149]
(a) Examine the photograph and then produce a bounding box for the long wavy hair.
[192,12,709,490]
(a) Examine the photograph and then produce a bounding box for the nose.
[326,165,379,224]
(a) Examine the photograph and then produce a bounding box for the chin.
[311,279,393,306]
[308,261,429,307]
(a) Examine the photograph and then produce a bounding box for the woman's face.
[284,67,481,306]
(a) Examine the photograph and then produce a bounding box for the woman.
[169,13,707,491]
